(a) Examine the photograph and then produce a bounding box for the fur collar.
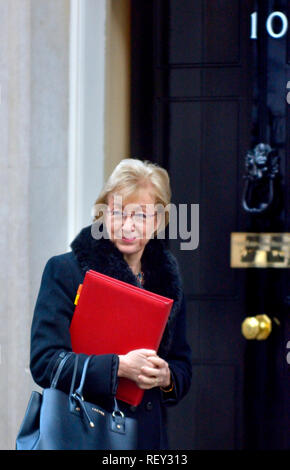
[70,224,183,356]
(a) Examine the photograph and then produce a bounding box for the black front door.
[131,0,289,450]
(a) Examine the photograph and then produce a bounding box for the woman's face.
[105,188,157,257]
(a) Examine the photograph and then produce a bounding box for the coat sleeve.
[30,255,119,402]
[160,294,192,406]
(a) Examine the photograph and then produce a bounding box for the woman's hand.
[137,355,171,390]
[118,349,171,390]
[118,349,157,385]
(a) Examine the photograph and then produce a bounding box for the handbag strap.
[69,353,81,397]
[53,354,121,415]
[74,355,92,398]
[69,355,96,428]
[51,351,74,389]
[70,355,122,414]
[69,354,91,400]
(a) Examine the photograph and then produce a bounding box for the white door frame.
[67,0,106,248]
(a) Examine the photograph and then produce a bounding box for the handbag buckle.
[70,392,95,428]
[111,409,126,434]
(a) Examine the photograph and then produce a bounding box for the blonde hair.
[93,158,171,228]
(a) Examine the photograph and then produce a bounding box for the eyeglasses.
[108,209,156,225]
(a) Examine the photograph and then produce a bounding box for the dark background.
[130,0,290,450]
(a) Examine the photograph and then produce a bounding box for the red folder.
[69,270,173,406]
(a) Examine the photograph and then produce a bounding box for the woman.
[30,158,192,450]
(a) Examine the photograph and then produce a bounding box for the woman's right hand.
[118,349,157,386]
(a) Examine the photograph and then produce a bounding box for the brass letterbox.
[230,233,290,268]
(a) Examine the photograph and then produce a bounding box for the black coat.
[30,225,192,449]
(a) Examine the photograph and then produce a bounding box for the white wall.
[0,0,32,449]
[68,0,106,244]
[0,0,106,449]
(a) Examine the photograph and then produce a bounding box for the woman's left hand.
[137,355,171,390]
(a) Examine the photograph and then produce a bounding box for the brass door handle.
[241,314,272,340]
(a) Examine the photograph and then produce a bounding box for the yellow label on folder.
[74,284,83,305]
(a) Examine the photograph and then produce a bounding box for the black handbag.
[16,353,138,450]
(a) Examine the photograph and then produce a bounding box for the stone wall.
[0,0,70,449]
